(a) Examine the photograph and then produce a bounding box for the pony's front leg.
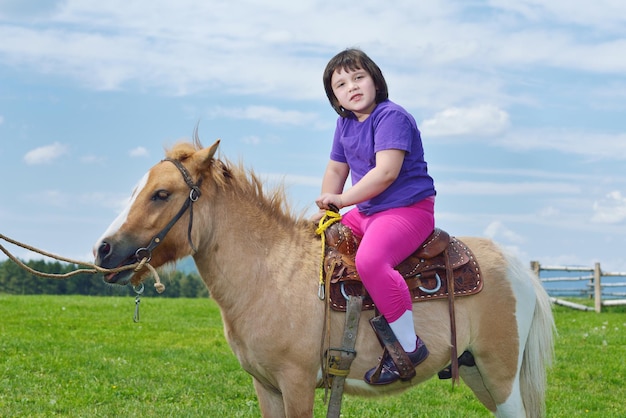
[253,375,316,418]
[253,378,288,418]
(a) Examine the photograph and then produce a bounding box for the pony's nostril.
[98,241,112,259]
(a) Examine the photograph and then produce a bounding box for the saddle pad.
[328,237,483,312]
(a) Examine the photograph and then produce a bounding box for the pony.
[94,138,555,417]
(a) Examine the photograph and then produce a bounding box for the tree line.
[0,259,208,298]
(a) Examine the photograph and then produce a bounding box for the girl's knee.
[355,254,392,283]
[355,253,376,273]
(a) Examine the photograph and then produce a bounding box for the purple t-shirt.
[330,100,435,215]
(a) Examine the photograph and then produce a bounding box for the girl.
[314,48,436,385]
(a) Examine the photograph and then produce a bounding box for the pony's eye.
[152,190,170,201]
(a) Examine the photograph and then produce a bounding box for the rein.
[135,158,203,261]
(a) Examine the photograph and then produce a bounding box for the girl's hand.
[315,193,343,211]
[309,209,327,223]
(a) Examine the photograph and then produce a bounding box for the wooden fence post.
[594,262,602,313]
[530,261,540,278]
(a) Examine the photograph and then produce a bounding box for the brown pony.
[94,138,554,417]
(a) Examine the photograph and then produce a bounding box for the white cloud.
[488,0,626,32]
[207,105,320,127]
[538,206,560,218]
[263,173,320,188]
[493,130,626,160]
[242,136,261,145]
[421,105,510,137]
[592,191,626,224]
[0,1,63,19]
[79,192,130,211]
[437,180,580,196]
[23,142,68,165]
[0,115,4,125]
[26,190,69,207]
[433,165,592,183]
[129,146,148,157]
[484,220,525,244]
[1,0,624,103]
[80,154,106,164]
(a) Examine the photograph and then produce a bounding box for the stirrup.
[364,336,429,385]
[366,315,416,382]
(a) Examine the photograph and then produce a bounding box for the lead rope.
[0,233,165,321]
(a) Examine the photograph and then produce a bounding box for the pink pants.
[341,197,435,323]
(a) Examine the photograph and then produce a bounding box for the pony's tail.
[520,270,556,417]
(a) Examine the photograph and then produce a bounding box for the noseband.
[134,158,203,262]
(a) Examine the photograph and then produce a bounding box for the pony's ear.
[194,139,221,170]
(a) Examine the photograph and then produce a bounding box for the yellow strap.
[327,366,350,377]
[315,209,342,236]
[315,210,342,288]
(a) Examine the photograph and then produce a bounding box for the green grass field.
[1,294,625,417]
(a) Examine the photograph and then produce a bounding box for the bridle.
[134,158,203,262]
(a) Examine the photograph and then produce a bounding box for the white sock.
[388,310,417,352]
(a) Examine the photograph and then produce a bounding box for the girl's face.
[331,67,377,121]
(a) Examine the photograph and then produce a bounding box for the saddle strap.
[369,315,416,382]
[445,248,459,384]
[327,295,363,418]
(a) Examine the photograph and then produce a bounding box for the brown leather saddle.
[324,224,483,312]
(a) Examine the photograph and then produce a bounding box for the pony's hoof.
[437,350,476,379]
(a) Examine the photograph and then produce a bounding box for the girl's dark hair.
[323,48,389,118]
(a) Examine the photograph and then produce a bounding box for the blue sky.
[1,0,626,273]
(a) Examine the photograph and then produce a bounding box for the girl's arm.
[311,160,349,221]
[321,160,350,194]
[316,149,405,210]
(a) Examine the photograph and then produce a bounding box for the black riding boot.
[364,315,429,385]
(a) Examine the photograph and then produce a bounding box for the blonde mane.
[164,139,310,228]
